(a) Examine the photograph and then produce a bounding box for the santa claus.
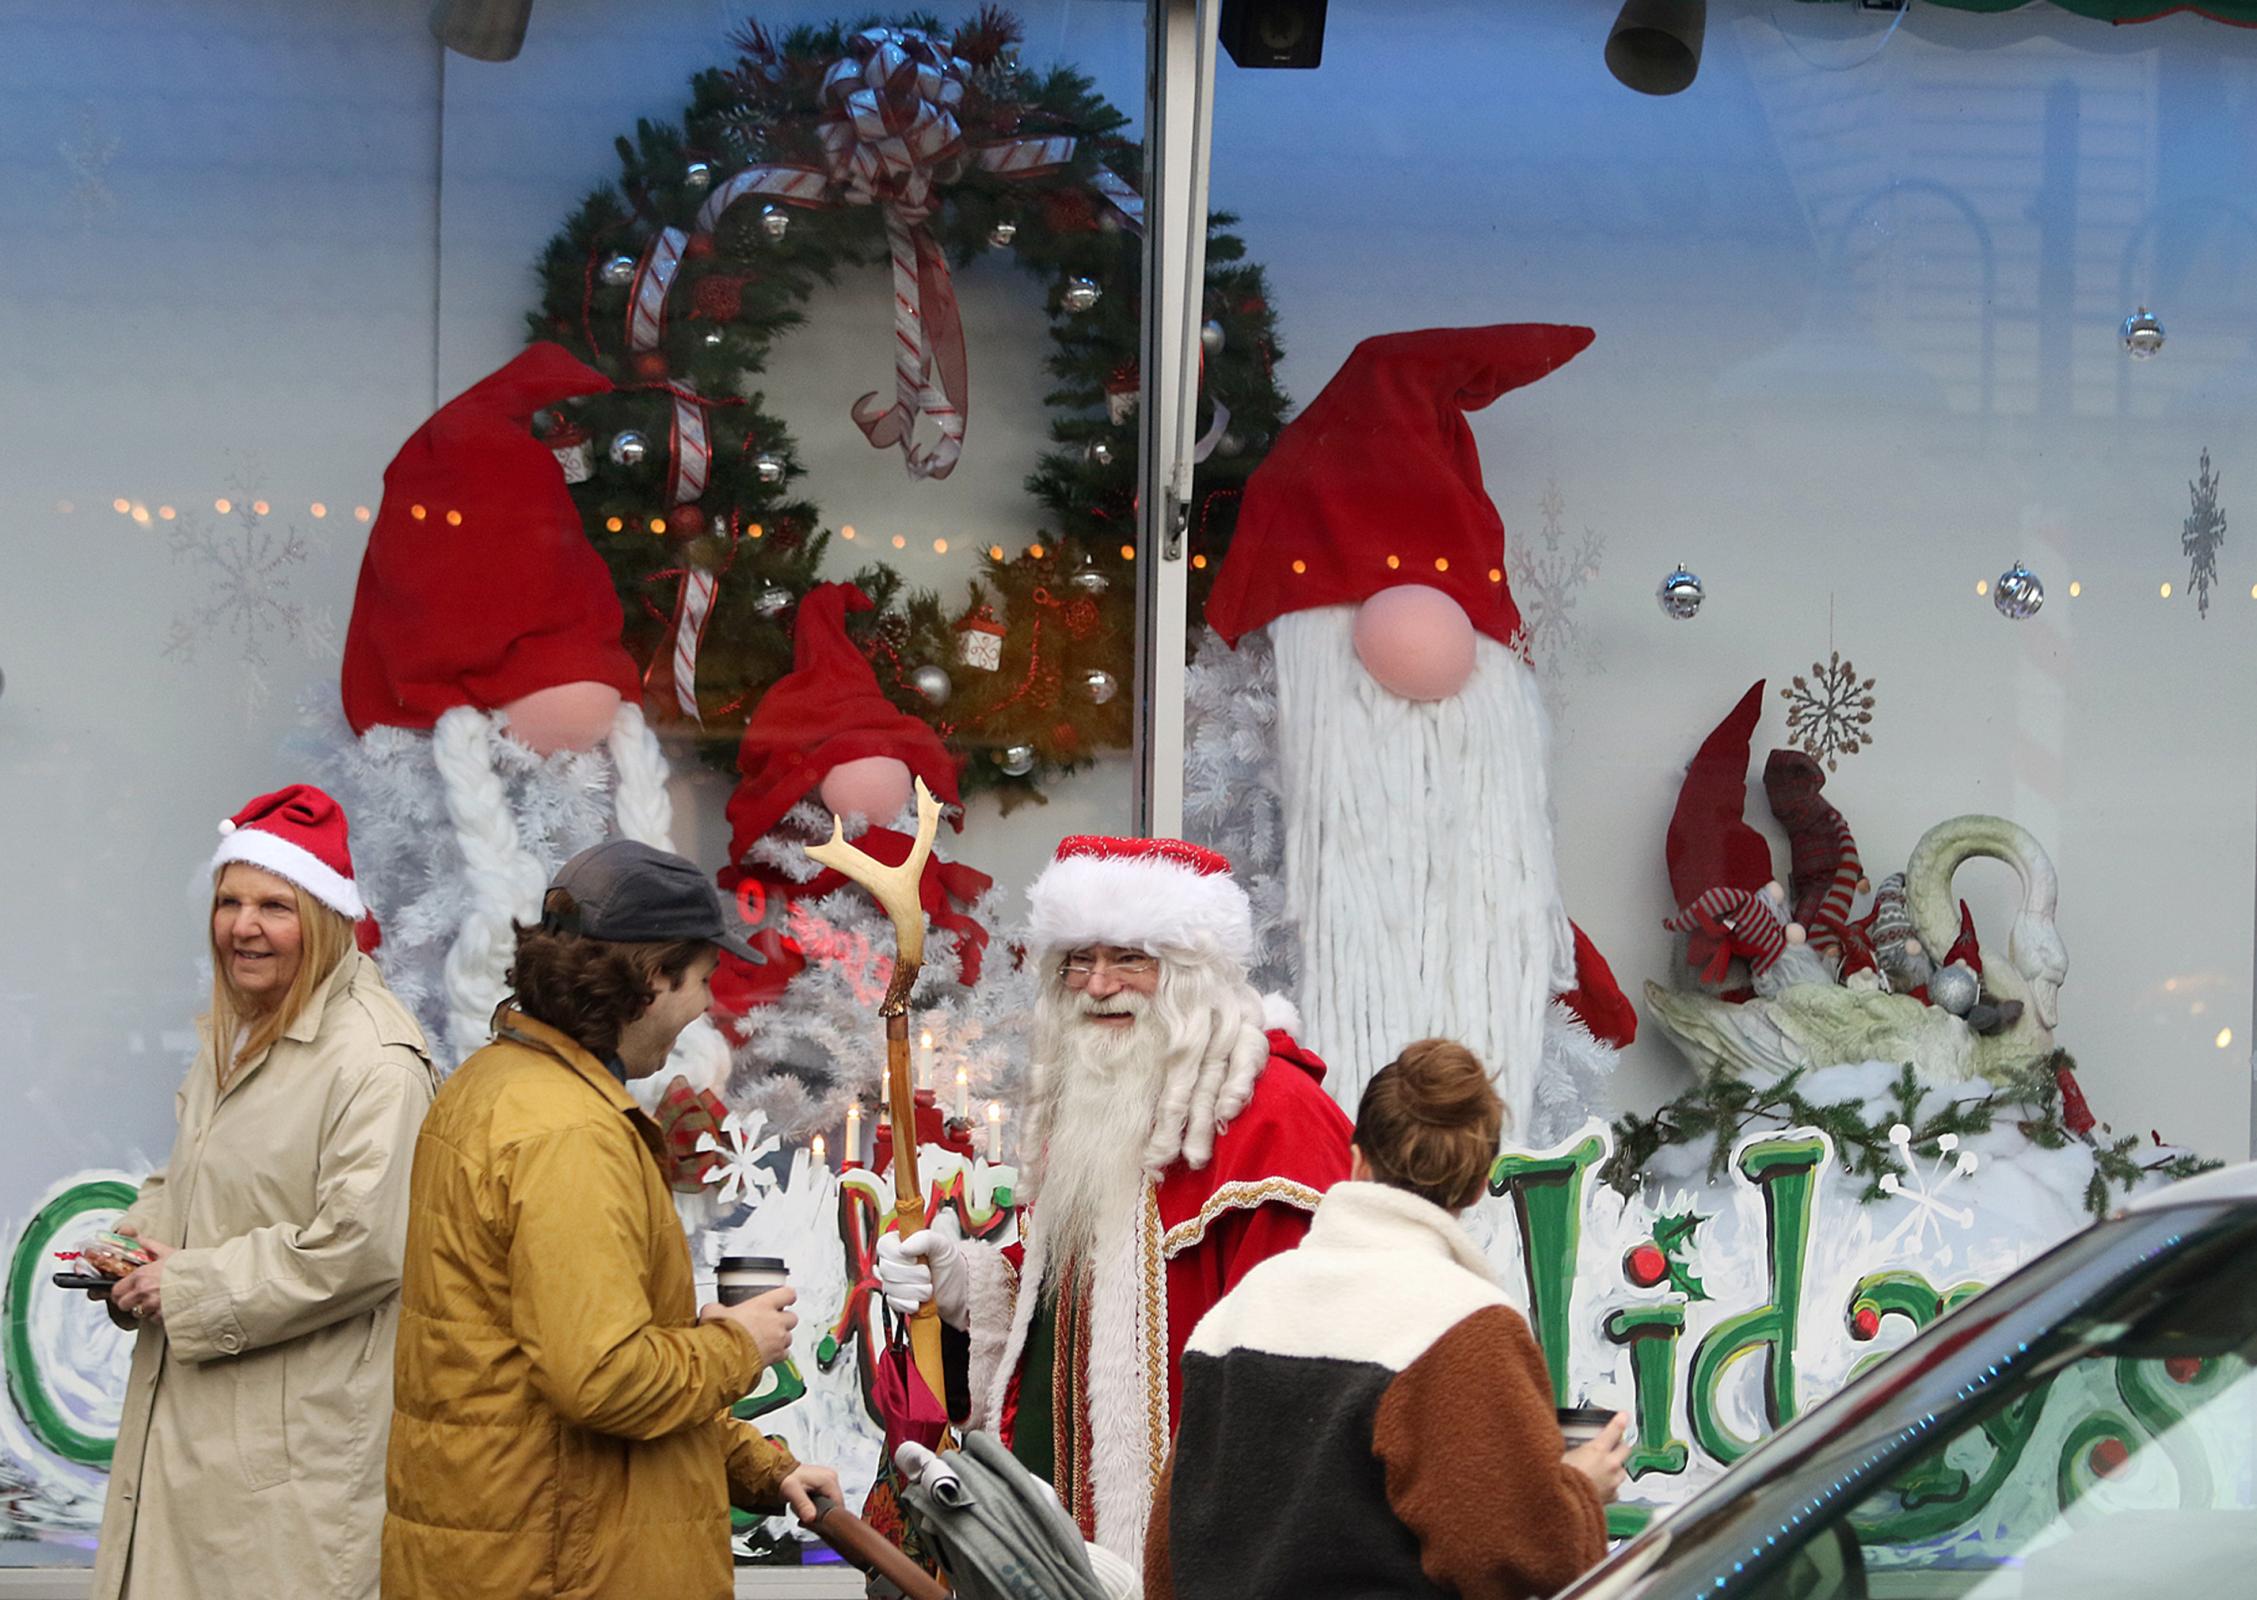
[1203,325,1636,1128]
[874,836,1352,1567]
[337,343,677,1070]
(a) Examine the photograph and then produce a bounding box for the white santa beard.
[1270,606,1575,1128]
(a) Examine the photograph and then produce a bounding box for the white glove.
[875,1228,969,1328]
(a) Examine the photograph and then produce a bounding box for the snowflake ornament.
[2182,447,2226,621]
[1876,1124,1979,1257]
[1512,479,1605,720]
[1781,650,1877,772]
[164,490,317,711]
[696,1110,783,1208]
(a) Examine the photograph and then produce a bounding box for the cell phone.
[53,1271,115,1293]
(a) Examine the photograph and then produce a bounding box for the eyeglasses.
[1059,950,1158,986]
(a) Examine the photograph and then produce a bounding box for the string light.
[354,506,372,521]
[989,544,1004,560]
[1434,557,1449,573]
[158,506,176,521]
[310,502,327,518]
[648,517,667,535]
[748,523,764,539]
[892,534,907,549]
[1120,544,1135,560]
[1386,554,1402,570]
[252,500,270,516]
[2218,1028,2235,1049]
[1489,567,1504,583]
[446,510,464,527]
[605,516,624,533]
[933,538,949,554]
[411,504,428,521]
[130,505,151,525]
[1291,559,1307,575]
[841,524,857,540]
[2161,581,2173,599]
[1974,579,1989,597]
[2069,581,2082,598]
[1029,543,1046,559]
[112,498,130,514]
[1192,554,1208,570]
[214,498,232,514]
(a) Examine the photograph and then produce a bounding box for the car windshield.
[1574,1201,2257,1600]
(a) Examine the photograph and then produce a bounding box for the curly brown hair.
[1353,1038,1505,1213]
[504,889,710,1061]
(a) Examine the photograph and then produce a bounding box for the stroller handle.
[806,1493,952,1600]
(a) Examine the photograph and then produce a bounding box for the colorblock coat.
[92,951,437,1600]
[381,1010,796,1600]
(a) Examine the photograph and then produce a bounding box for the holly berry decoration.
[1851,1306,1882,1341]
[1624,1244,1668,1289]
[1636,1211,1711,1302]
[2087,1437,2132,1478]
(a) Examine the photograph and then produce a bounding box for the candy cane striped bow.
[1665,887,1788,987]
[695,25,1072,481]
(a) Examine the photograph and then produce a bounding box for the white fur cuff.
[960,1240,1020,1430]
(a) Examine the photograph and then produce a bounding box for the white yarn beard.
[1271,607,1575,1128]
[1021,956,1241,1279]
[432,701,679,1068]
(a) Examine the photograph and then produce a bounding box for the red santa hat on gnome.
[726,582,963,861]
[1022,835,1273,1174]
[1203,325,1632,1121]
[339,342,676,1066]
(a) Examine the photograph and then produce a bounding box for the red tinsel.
[692,273,752,321]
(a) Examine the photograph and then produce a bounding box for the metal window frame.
[1132,0,1223,840]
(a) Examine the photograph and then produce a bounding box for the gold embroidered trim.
[1140,1191,1168,1494]
[1159,1178,1325,1259]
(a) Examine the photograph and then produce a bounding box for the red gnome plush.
[1204,325,1632,1126]
[711,583,986,1024]
[340,343,676,1066]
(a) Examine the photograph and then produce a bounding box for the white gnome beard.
[1270,605,1575,1124]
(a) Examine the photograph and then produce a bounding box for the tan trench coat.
[91,950,435,1600]
[381,1010,795,1600]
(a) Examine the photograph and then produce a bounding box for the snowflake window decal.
[1781,649,1877,773]
[1877,1123,1978,1258]
[696,1109,783,1208]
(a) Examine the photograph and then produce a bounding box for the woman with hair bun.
[1147,1038,1628,1600]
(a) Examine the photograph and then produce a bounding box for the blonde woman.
[89,785,435,1600]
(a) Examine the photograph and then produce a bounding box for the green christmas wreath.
[525,9,1289,805]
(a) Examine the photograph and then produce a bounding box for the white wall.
[1209,0,2257,1156]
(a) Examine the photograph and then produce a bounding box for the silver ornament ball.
[910,664,953,705]
[1085,440,1114,467]
[1200,319,1226,356]
[997,744,1037,777]
[684,160,713,192]
[751,582,793,620]
[600,253,638,287]
[2121,306,2166,360]
[1081,668,1119,706]
[702,327,725,347]
[1994,561,2045,620]
[1068,564,1109,596]
[1217,431,1245,457]
[608,431,649,467]
[760,205,790,241]
[1657,563,1705,620]
[754,452,786,485]
[1930,962,1980,1017]
[987,221,1018,249]
[1060,277,1102,314]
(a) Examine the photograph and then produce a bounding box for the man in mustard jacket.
[383,841,837,1600]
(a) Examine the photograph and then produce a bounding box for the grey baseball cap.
[546,839,762,963]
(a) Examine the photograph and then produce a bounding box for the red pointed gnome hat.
[1666,681,1776,908]
[341,342,641,735]
[1205,324,1596,648]
[725,582,962,861]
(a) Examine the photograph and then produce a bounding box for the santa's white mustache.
[1078,991,1150,1021]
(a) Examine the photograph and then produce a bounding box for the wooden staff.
[805,778,948,1411]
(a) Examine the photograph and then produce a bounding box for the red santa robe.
[954,1028,1352,1564]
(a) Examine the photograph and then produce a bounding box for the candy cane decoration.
[626,227,686,353]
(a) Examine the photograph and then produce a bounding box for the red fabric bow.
[1665,886,1788,988]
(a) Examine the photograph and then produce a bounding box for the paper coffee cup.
[1558,1404,1615,1450]
[716,1255,789,1307]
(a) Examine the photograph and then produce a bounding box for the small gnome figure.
[1204,325,1635,1125]
[710,582,991,1033]
[335,343,680,1069]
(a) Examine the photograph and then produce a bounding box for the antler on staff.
[803,778,943,1016]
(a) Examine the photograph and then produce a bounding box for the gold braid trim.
[1140,1191,1168,1494]
[1159,1178,1326,1260]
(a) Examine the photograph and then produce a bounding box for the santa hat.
[1667,681,1776,907]
[1205,324,1595,648]
[341,342,641,735]
[1025,836,1254,969]
[210,785,366,922]
[726,582,963,861]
